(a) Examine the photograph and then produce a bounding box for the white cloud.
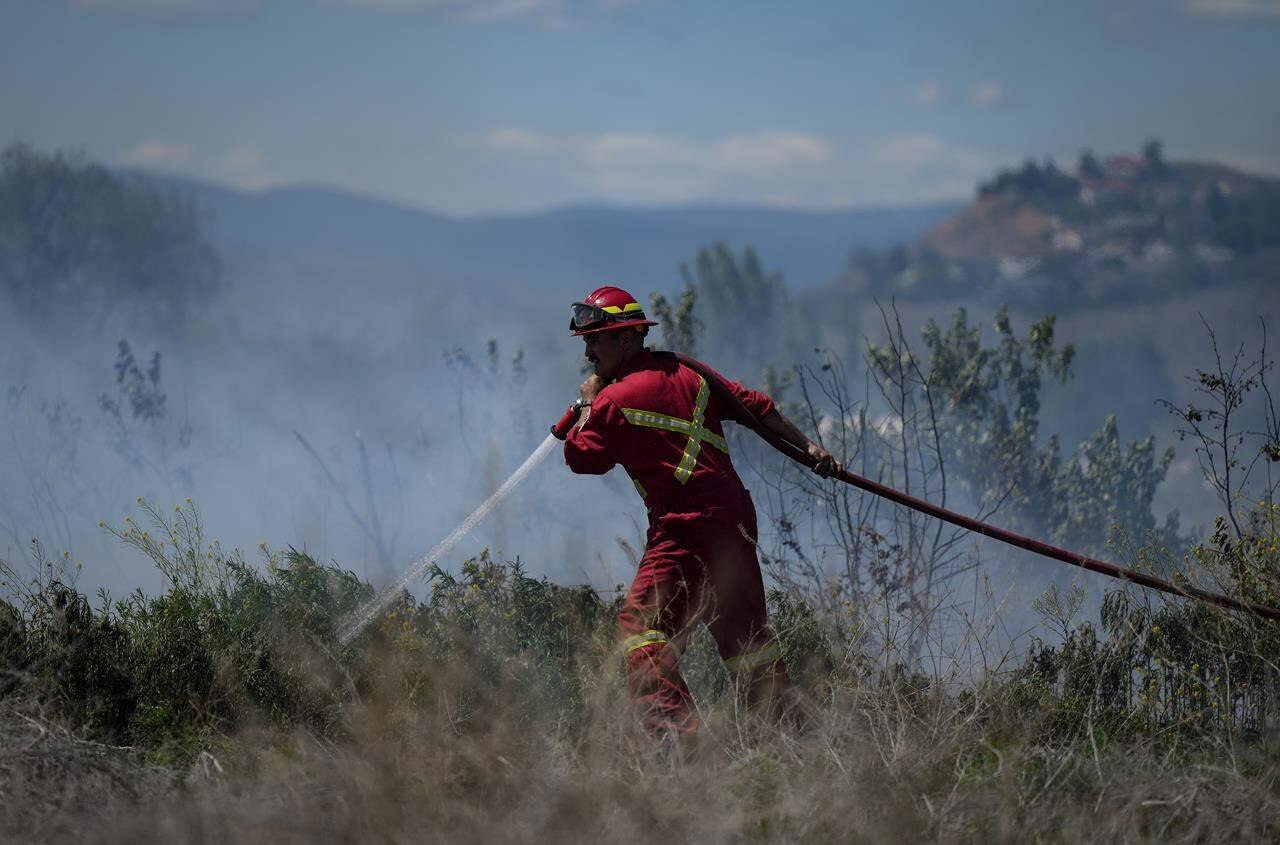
[1183,0,1280,17]
[581,133,692,169]
[321,0,451,7]
[219,144,269,188]
[119,126,999,210]
[870,134,946,170]
[969,81,1006,107]
[119,141,274,190]
[70,0,263,9]
[711,132,832,170]
[457,0,561,21]
[319,0,660,25]
[466,126,993,207]
[69,0,661,30]
[120,140,194,167]
[1207,150,1280,176]
[475,127,831,174]
[222,144,264,172]
[867,133,996,187]
[478,127,561,153]
[896,82,943,109]
[71,0,657,19]
[893,81,1006,110]
[330,0,560,17]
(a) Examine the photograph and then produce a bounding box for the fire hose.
[555,351,1280,622]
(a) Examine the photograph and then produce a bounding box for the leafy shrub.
[1012,500,1280,749]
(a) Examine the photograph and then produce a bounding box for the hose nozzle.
[551,403,579,440]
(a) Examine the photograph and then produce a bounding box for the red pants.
[619,488,793,733]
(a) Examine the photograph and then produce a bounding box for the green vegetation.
[902,306,1175,554]
[0,143,218,323]
[4,142,1280,840]
[2,300,1278,839]
[4,494,1280,840]
[1,360,1277,840]
[668,242,799,375]
[0,499,610,760]
[649,283,701,357]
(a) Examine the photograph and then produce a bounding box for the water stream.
[337,432,561,645]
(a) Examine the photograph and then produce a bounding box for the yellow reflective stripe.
[600,302,645,315]
[703,430,728,452]
[622,407,727,454]
[723,641,782,673]
[620,376,729,486]
[633,478,647,499]
[622,408,695,435]
[673,378,711,484]
[625,629,669,652]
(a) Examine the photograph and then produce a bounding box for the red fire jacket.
[564,350,774,516]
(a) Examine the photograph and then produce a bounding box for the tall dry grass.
[3,500,1280,842]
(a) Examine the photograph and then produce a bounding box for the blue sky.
[2,0,1278,214]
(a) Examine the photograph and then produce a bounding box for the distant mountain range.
[107,154,1280,534]
[150,146,1280,319]
[144,172,960,301]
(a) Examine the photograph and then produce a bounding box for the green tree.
[0,143,218,323]
[886,306,1173,552]
[1078,148,1104,181]
[675,241,796,374]
[1050,414,1175,549]
[1141,138,1169,178]
[1203,177,1280,253]
[649,283,701,356]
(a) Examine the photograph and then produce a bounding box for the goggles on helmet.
[570,301,610,330]
[570,300,648,332]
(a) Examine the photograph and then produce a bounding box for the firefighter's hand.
[808,443,841,478]
[579,374,607,403]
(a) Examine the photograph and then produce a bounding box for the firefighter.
[557,285,840,735]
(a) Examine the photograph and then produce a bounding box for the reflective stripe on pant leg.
[619,534,700,734]
[625,629,672,654]
[723,639,783,673]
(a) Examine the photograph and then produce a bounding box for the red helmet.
[569,285,659,336]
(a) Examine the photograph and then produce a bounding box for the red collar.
[614,347,653,381]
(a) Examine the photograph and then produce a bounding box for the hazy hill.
[833,146,1280,311]
[925,154,1278,260]
[3,143,1275,595]
[797,147,1280,478]
[146,172,960,302]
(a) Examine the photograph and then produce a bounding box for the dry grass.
[0,697,175,841]
[5,629,1279,844]
[5,503,1280,842]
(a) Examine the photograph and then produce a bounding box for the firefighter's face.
[582,329,636,380]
